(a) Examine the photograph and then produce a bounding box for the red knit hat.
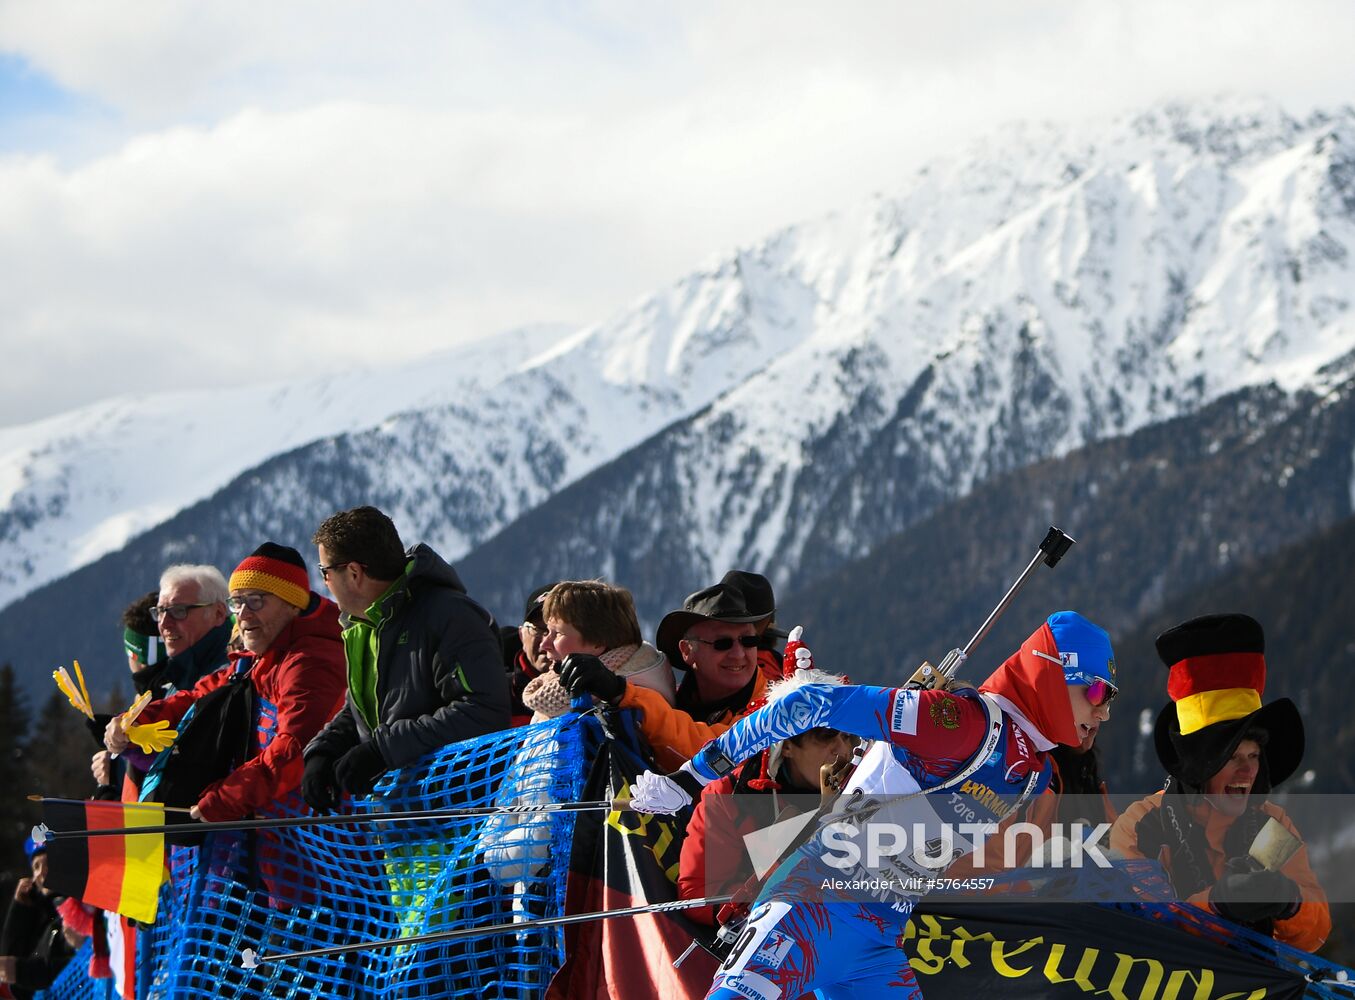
[229,542,310,609]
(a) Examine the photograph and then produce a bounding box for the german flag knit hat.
[229,542,311,610]
[1152,613,1303,789]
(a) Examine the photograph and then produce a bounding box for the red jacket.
[678,750,821,925]
[140,597,347,822]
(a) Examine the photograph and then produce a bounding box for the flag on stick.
[41,800,167,924]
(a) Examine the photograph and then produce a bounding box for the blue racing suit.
[685,683,1052,1000]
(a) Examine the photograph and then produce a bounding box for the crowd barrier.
[38,709,596,999]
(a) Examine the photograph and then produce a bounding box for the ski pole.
[27,795,194,814]
[239,893,735,968]
[33,798,631,843]
[906,525,1074,690]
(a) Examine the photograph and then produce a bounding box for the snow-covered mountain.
[0,232,823,611]
[3,98,1355,656]
[0,324,562,610]
[456,98,1355,618]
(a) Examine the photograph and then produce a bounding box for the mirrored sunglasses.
[1086,679,1117,708]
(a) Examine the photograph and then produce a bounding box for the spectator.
[561,579,768,771]
[720,570,789,682]
[505,583,556,727]
[122,590,170,689]
[630,610,1117,999]
[90,590,173,798]
[302,506,509,810]
[1110,614,1329,951]
[526,580,675,722]
[679,666,855,925]
[1045,729,1117,830]
[108,543,346,826]
[0,839,78,999]
[151,564,233,692]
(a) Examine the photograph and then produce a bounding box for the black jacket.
[0,892,75,997]
[304,544,510,768]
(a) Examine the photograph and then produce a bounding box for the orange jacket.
[1110,790,1330,952]
[619,671,769,771]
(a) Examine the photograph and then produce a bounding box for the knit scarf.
[521,645,640,719]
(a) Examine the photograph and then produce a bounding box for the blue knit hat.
[1046,611,1117,689]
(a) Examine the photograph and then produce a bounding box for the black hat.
[523,582,557,625]
[1152,613,1304,789]
[720,570,774,618]
[720,570,788,640]
[655,582,765,669]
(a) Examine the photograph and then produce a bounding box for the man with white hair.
[99,564,234,793]
[152,563,233,692]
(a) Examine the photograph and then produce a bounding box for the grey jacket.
[304,543,510,768]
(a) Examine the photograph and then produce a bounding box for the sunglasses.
[685,634,760,652]
[149,602,213,622]
[227,593,274,614]
[1085,679,1117,708]
[319,561,355,582]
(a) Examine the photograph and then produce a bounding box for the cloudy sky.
[1,1,1352,428]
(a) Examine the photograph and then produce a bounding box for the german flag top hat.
[1152,613,1303,789]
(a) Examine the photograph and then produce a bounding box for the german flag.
[42,800,167,924]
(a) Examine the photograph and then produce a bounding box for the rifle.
[677,527,1076,969]
[905,526,1074,690]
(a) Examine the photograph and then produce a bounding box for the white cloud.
[1,0,1353,426]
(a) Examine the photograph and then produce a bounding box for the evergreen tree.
[0,663,33,874]
[26,688,98,812]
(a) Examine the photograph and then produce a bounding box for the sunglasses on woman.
[685,635,760,652]
[1085,679,1117,708]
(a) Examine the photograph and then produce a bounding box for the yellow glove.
[125,719,178,754]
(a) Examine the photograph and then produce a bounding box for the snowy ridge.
[0,324,568,609]
[0,232,833,609]
[4,98,1355,614]
[459,97,1355,603]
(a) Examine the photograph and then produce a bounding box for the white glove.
[784,624,814,673]
[629,761,707,815]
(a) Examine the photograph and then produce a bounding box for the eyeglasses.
[149,602,214,622]
[226,593,271,614]
[319,561,354,582]
[520,622,543,635]
[1085,679,1118,708]
[684,635,760,652]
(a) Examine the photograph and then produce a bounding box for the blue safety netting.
[33,715,1355,1000]
[39,710,596,1000]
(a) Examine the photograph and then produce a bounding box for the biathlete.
[630,610,1118,1000]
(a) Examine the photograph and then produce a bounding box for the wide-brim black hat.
[1153,697,1304,789]
[656,582,765,669]
[1151,613,1304,789]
